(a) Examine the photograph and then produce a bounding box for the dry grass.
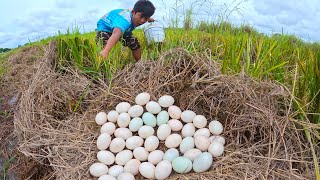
[13,42,318,179]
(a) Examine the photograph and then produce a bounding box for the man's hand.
[99,49,108,59]
[147,17,155,22]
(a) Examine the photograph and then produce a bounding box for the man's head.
[132,0,155,27]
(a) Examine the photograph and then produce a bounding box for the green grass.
[1,157,15,180]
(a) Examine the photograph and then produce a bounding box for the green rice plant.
[1,156,15,180]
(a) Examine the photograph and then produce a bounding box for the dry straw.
[14,42,318,179]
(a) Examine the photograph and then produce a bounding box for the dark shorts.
[95,31,141,50]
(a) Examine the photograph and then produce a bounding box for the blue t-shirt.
[97,9,136,36]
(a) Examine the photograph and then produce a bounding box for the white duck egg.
[100,122,116,135]
[155,160,172,180]
[108,165,124,177]
[117,113,131,128]
[158,95,175,107]
[95,112,107,125]
[97,133,111,150]
[209,135,226,145]
[194,135,211,151]
[208,141,224,157]
[144,136,159,152]
[156,111,169,126]
[172,157,192,173]
[126,136,144,150]
[98,175,116,180]
[148,150,164,165]
[179,137,195,154]
[135,92,151,105]
[109,138,126,153]
[165,134,182,148]
[157,124,171,141]
[133,147,149,161]
[183,148,202,161]
[168,106,182,119]
[168,119,183,131]
[209,120,224,135]
[180,110,196,123]
[129,117,143,132]
[146,101,162,114]
[124,159,141,176]
[115,150,133,165]
[193,115,207,128]
[194,128,211,138]
[139,162,155,179]
[181,123,196,137]
[116,102,131,113]
[193,152,213,173]
[128,105,144,118]
[97,150,115,165]
[118,172,135,180]
[107,110,119,123]
[142,112,157,127]
[163,148,179,162]
[114,128,132,140]
[89,162,108,177]
[138,125,154,139]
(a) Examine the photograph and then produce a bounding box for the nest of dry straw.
[14,42,317,179]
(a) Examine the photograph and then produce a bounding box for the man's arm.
[99,27,122,59]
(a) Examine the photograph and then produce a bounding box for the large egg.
[89,162,108,177]
[107,110,119,123]
[139,162,155,179]
[98,175,116,180]
[156,111,169,126]
[114,128,132,140]
[180,110,196,123]
[128,117,143,132]
[172,157,192,173]
[209,135,226,145]
[194,135,211,151]
[193,152,213,173]
[97,150,115,165]
[181,123,196,137]
[100,122,116,135]
[157,124,171,141]
[179,137,195,154]
[183,148,202,161]
[124,159,141,175]
[146,101,162,114]
[158,95,175,107]
[193,115,207,128]
[155,160,172,180]
[194,128,210,138]
[138,125,154,138]
[126,136,144,150]
[116,102,131,113]
[128,105,144,118]
[135,92,151,105]
[148,150,164,165]
[95,112,107,125]
[118,172,135,180]
[209,120,224,135]
[208,141,224,157]
[108,165,124,177]
[142,112,157,127]
[109,138,126,153]
[165,134,182,148]
[133,147,149,161]
[168,119,183,131]
[97,133,111,150]
[144,136,159,152]
[115,150,133,165]
[163,148,179,162]
[117,113,131,128]
[168,106,182,119]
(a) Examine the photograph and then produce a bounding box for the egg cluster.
[89,92,225,180]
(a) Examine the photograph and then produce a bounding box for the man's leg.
[122,34,141,62]
[132,48,141,62]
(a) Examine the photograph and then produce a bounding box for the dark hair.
[133,0,155,18]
